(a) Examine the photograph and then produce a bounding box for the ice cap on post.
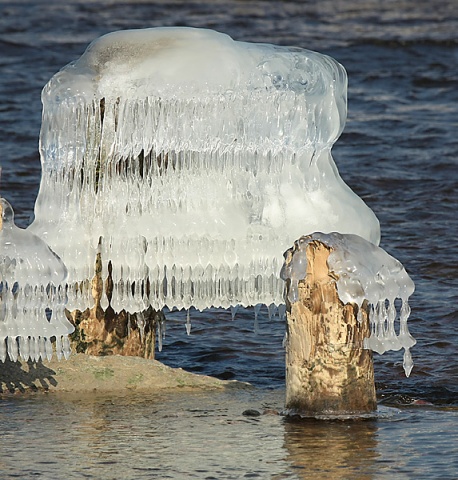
[30,27,380,314]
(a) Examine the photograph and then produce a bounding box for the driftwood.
[283,239,376,417]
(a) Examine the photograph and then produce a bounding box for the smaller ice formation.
[280,232,416,376]
[0,198,73,362]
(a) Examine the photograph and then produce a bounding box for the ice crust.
[280,232,416,376]
[29,27,380,314]
[0,198,74,362]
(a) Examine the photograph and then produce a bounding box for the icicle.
[100,287,109,310]
[398,297,416,376]
[19,336,30,361]
[38,337,46,360]
[254,303,262,334]
[55,335,63,361]
[278,303,286,321]
[0,338,6,362]
[230,304,240,321]
[157,315,165,352]
[157,320,163,352]
[45,337,53,361]
[125,310,131,336]
[62,335,71,360]
[289,279,300,304]
[7,336,18,362]
[186,309,191,336]
[32,337,40,362]
[136,312,145,339]
[267,303,277,321]
[282,331,288,349]
[160,315,166,343]
[386,299,402,351]
[357,307,364,324]
[403,348,414,378]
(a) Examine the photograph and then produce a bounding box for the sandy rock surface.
[0,353,241,395]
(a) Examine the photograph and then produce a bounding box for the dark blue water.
[0,1,457,478]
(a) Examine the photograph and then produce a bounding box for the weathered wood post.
[283,238,377,417]
[68,253,163,359]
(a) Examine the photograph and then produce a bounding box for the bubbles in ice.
[0,198,74,362]
[280,232,416,377]
[29,27,380,315]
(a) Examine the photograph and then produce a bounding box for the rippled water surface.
[0,0,457,478]
[1,389,457,479]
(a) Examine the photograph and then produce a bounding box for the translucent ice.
[280,232,416,376]
[0,198,74,362]
[29,27,380,313]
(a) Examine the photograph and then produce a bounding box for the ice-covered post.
[25,24,418,390]
[282,237,375,416]
[281,233,415,417]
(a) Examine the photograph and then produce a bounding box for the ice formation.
[280,232,416,376]
[28,27,380,314]
[0,198,73,362]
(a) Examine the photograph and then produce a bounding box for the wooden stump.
[68,253,162,359]
[68,306,160,359]
[283,239,376,417]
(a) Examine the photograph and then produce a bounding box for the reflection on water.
[285,408,458,480]
[1,390,457,479]
[283,418,379,479]
[0,390,288,479]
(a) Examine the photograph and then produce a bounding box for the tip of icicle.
[403,348,414,377]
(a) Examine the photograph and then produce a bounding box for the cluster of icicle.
[0,198,73,362]
[1,28,416,370]
[29,27,380,315]
[280,232,416,376]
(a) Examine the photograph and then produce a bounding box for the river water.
[0,0,457,478]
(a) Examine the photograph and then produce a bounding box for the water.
[0,390,457,479]
[0,0,457,478]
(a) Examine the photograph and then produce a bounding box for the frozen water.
[29,27,380,313]
[0,198,74,362]
[186,309,191,335]
[280,232,416,376]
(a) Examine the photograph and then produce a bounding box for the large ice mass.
[0,198,73,362]
[29,27,380,314]
[280,232,416,376]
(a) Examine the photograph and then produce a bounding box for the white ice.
[0,198,74,362]
[280,232,416,376]
[29,27,380,315]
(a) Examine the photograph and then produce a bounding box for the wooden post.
[68,253,163,359]
[283,239,376,417]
